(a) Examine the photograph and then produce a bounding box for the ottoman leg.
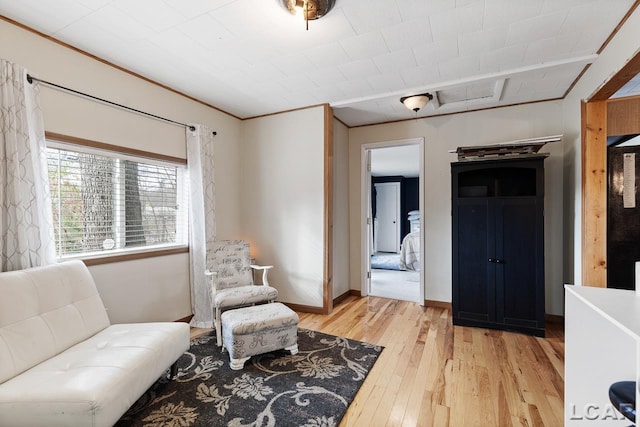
[229,356,250,370]
[285,344,299,355]
[215,307,223,347]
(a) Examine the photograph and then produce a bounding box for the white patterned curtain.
[187,124,216,328]
[0,60,55,271]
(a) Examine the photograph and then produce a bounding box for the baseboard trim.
[178,303,327,320]
[424,300,452,310]
[333,289,364,305]
[545,314,564,324]
[338,291,449,308]
[333,290,351,306]
[280,302,324,314]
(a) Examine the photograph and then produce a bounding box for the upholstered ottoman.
[221,302,299,370]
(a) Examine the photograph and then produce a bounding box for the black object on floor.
[609,380,636,424]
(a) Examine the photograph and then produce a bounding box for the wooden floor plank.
[190,296,565,426]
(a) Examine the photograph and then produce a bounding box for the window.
[46,140,188,260]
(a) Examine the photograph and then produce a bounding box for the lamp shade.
[282,0,336,20]
[400,93,433,112]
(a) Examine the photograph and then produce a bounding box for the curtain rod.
[26,74,216,136]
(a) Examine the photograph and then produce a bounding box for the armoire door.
[374,182,401,253]
[452,198,495,322]
[494,198,544,329]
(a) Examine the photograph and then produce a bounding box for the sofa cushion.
[0,261,111,384]
[0,322,190,427]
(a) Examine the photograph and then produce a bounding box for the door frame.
[360,137,425,305]
[581,48,640,287]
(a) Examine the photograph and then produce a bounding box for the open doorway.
[361,139,424,304]
[607,134,640,289]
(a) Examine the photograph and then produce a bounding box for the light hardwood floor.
[192,296,565,427]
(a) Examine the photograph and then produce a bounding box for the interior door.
[607,144,640,289]
[374,182,401,253]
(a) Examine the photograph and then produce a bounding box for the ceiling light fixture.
[400,93,433,113]
[282,0,336,31]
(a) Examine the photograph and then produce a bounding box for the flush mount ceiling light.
[400,93,433,113]
[282,0,336,30]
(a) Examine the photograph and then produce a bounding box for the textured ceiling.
[0,0,636,126]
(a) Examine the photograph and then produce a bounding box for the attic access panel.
[436,81,495,105]
[432,79,505,113]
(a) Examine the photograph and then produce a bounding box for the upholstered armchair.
[206,240,278,346]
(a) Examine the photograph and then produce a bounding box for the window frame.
[45,132,189,266]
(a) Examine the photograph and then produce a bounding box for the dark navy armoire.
[451,155,546,337]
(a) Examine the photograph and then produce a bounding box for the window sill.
[58,245,189,266]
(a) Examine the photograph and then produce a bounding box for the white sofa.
[0,260,190,427]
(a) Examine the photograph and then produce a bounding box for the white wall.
[348,101,565,314]
[562,7,640,286]
[240,107,325,308]
[6,4,637,321]
[0,19,242,323]
[333,118,350,300]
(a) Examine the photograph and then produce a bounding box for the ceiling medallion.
[282,0,336,30]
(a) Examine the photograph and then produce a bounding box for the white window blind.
[46,142,188,259]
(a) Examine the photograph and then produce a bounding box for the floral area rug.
[116,329,383,427]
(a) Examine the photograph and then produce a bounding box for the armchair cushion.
[213,285,278,309]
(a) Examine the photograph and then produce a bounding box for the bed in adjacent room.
[399,210,420,271]
[399,231,420,271]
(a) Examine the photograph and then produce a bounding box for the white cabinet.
[565,285,640,425]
